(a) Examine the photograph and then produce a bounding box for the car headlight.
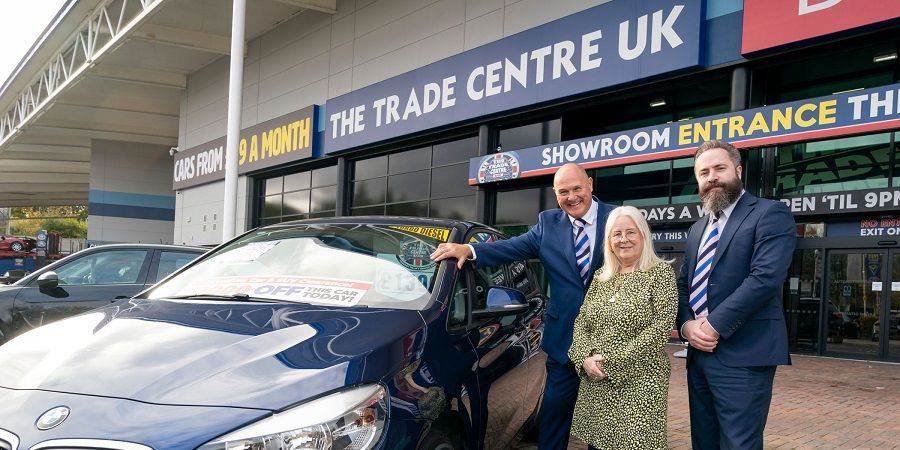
[198,384,387,450]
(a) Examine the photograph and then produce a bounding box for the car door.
[10,248,151,336]
[466,230,546,450]
[147,249,202,285]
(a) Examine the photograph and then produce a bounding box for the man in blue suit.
[432,163,614,449]
[677,140,796,450]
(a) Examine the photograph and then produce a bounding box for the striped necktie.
[689,213,720,317]
[573,218,591,286]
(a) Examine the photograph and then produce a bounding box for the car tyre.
[419,421,466,450]
[9,242,23,252]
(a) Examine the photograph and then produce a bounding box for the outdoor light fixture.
[873,52,897,63]
[649,99,666,108]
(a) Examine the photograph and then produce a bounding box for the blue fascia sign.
[324,0,703,154]
[470,82,900,184]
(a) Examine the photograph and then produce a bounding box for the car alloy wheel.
[10,242,23,252]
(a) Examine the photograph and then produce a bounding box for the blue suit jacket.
[676,193,796,367]
[472,198,615,364]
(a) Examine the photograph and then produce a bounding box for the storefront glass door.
[825,251,886,358]
[887,251,900,358]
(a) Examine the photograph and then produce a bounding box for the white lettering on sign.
[798,0,841,15]
[540,128,670,165]
[327,5,688,140]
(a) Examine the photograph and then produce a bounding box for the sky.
[0,0,68,88]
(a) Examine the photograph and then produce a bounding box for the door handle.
[113,296,129,301]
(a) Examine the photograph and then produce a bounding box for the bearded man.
[676,140,796,450]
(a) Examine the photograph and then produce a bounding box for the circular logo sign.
[477,152,521,183]
[36,406,70,430]
[396,241,436,271]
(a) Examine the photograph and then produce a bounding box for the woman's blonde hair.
[594,205,670,282]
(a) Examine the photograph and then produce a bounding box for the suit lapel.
[685,218,705,285]
[590,201,607,271]
[555,211,580,276]
[711,194,757,270]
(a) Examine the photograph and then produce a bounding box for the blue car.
[0,218,547,450]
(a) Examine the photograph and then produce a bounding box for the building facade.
[173,0,900,361]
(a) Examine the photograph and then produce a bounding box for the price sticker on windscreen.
[192,276,372,306]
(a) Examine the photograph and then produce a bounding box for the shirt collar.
[568,198,598,225]
[708,190,745,222]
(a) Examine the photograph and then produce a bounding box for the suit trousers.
[538,358,579,450]
[687,350,776,450]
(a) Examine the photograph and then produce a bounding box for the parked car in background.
[872,313,900,342]
[0,269,29,285]
[0,243,204,343]
[0,235,36,253]
[0,218,546,450]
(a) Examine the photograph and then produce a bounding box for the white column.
[222,0,246,241]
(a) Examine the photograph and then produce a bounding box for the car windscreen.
[148,223,451,310]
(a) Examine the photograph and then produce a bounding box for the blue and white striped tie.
[689,213,720,317]
[573,218,591,286]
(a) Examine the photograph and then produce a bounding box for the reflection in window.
[776,133,891,196]
[351,135,476,220]
[256,166,338,225]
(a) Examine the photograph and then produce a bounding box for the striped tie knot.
[573,218,591,286]
[689,212,721,317]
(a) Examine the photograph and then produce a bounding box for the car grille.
[28,440,152,450]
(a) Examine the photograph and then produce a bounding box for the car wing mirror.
[37,271,59,290]
[472,286,529,319]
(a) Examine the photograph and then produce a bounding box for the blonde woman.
[568,205,677,449]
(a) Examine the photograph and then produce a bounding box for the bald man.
[432,163,614,449]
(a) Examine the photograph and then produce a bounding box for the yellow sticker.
[389,225,450,241]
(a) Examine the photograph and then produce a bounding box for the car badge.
[36,406,70,430]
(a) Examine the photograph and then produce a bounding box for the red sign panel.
[742,0,900,54]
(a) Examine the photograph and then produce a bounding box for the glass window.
[353,178,387,207]
[264,177,283,196]
[56,250,148,285]
[354,155,387,180]
[149,224,444,310]
[775,133,891,196]
[431,164,475,198]
[283,191,310,216]
[499,119,561,151]
[350,135,477,218]
[447,271,469,329]
[386,201,429,217]
[433,136,478,166]
[312,166,338,188]
[154,251,200,282]
[387,171,430,203]
[389,147,431,174]
[263,195,281,218]
[430,195,475,221]
[496,188,542,225]
[311,186,337,212]
[596,161,670,206]
[283,172,311,192]
[256,166,338,226]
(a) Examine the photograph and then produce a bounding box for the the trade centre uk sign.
[324,0,703,154]
[469,82,900,184]
[173,105,317,190]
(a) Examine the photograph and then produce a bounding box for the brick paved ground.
[518,345,900,449]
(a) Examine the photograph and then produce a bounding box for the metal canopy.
[0,0,335,206]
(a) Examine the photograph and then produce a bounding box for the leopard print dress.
[568,261,678,449]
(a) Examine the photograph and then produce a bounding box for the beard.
[700,177,743,214]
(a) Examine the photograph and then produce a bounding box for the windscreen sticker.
[389,226,450,242]
[375,253,432,301]
[213,241,280,263]
[192,275,371,306]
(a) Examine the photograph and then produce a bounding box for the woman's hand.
[582,353,608,381]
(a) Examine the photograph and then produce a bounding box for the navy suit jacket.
[676,193,796,367]
[472,198,615,364]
